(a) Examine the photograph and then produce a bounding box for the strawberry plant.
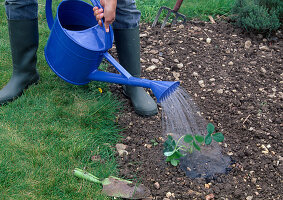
[163,123,224,166]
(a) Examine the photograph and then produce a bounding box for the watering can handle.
[45,0,107,30]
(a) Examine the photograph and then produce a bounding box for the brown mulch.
[108,20,283,200]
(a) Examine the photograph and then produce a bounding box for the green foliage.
[231,0,282,34]
[163,123,224,167]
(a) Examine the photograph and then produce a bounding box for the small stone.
[198,80,205,87]
[179,24,184,29]
[163,198,170,200]
[250,61,257,65]
[172,72,180,80]
[206,38,212,44]
[192,72,199,77]
[154,182,160,189]
[118,149,128,156]
[149,49,159,54]
[246,196,253,200]
[140,33,148,37]
[151,58,159,63]
[245,40,252,49]
[217,89,224,94]
[166,192,172,198]
[209,78,215,82]
[205,183,210,189]
[140,58,146,63]
[259,45,269,51]
[205,193,215,200]
[251,178,257,184]
[260,67,267,73]
[177,63,184,69]
[116,143,127,150]
[146,65,157,72]
[174,59,179,63]
[228,61,234,66]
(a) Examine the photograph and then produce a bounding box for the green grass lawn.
[0,1,123,199]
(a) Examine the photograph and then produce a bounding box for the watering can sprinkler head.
[150,80,180,103]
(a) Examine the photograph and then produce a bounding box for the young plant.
[163,123,224,166]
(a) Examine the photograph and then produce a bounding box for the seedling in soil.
[150,139,159,146]
[163,123,224,166]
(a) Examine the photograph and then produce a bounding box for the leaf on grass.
[205,135,212,145]
[207,123,215,135]
[193,141,201,151]
[194,135,204,143]
[212,132,224,142]
[184,134,193,143]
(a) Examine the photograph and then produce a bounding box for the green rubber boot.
[0,19,40,105]
[114,27,158,116]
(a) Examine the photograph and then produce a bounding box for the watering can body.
[45,0,113,85]
[45,0,179,102]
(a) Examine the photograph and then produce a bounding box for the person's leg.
[113,0,157,116]
[0,0,39,104]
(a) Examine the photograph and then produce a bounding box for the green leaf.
[170,159,179,166]
[167,135,173,141]
[164,151,175,157]
[212,132,224,142]
[194,135,204,143]
[174,151,185,159]
[184,134,193,143]
[193,141,201,151]
[207,123,215,135]
[165,157,171,162]
[205,135,212,145]
[163,136,176,153]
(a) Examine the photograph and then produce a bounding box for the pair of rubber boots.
[0,20,157,117]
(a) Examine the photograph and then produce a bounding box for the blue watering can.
[45,0,179,102]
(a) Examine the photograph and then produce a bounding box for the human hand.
[93,0,117,32]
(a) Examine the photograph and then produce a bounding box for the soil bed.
[109,20,282,199]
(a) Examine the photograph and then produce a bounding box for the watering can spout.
[88,70,179,103]
[88,52,180,103]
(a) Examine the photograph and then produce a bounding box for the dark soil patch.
[108,20,282,199]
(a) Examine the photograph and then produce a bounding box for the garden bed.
[109,20,282,199]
